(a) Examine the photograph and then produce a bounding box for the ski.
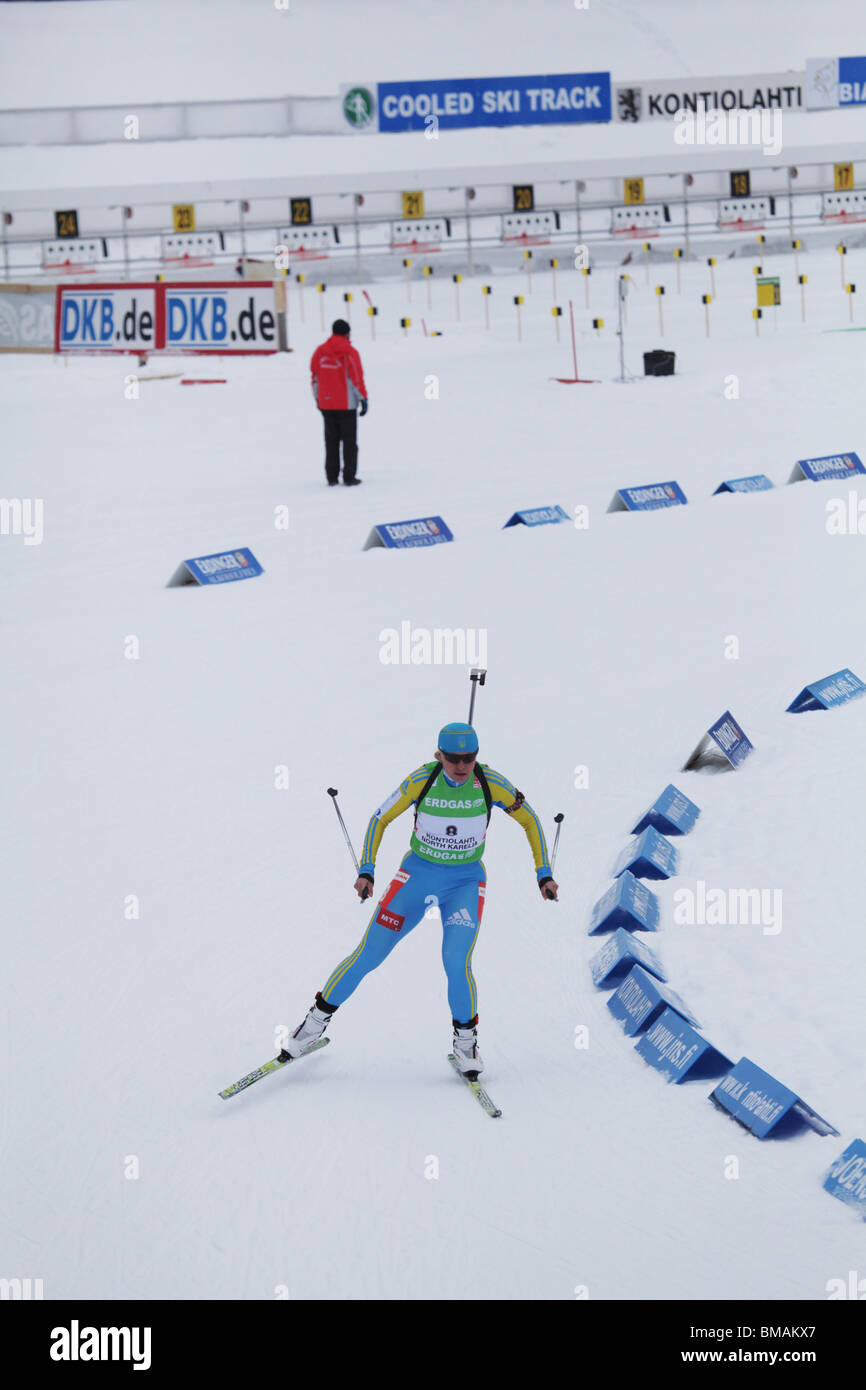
[447,1053,502,1118]
[218,1037,330,1100]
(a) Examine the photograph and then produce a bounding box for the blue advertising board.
[376,73,611,133]
[608,480,687,512]
[590,927,667,988]
[363,516,454,550]
[167,547,263,587]
[635,1008,732,1083]
[710,1056,838,1138]
[713,475,774,494]
[839,56,866,103]
[684,711,754,771]
[708,711,754,767]
[613,826,679,881]
[788,451,865,483]
[607,965,700,1037]
[823,1139,866,1218]
[588,871,660,935]
[786,667,866,712]
[503,505,569,528]
[632,784,700,836]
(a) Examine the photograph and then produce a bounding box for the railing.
[2,156,863,282]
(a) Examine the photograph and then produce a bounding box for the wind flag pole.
[550,300,598,384]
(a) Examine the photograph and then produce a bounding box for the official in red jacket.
[310,319,369,487]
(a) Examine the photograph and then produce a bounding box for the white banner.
[615,72,805,121]
[0,284,55,352]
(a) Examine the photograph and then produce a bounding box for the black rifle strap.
[413,762,493,826]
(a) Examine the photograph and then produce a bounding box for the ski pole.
[541,813,564,900]
[326,788,370,901]
[468,667,486,725]
[550,813,564,873]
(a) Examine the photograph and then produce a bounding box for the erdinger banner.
[167,548,264,587]
[503,505,569,528]
[713,474,774,494]
[363,517,454,550]
[608,481,687,512]
[788,451,865,483]
[56,283,278,354]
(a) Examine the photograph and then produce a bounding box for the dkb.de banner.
[55,283,278,355]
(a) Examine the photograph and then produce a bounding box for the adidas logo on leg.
[444,907,475,927]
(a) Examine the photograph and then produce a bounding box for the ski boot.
[451,1015,484,1078]
[282,993,337,1060]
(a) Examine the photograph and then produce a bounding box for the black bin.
[643,350,676,376]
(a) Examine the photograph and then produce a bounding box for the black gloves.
[359,398,369,416]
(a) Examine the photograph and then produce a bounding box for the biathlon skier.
[285,722,559,1076]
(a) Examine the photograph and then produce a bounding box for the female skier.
[285,722,559,1075]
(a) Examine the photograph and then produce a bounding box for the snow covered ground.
[3,227,866,1300]
[3,0,866,1305]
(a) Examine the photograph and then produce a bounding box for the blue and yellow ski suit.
[320,761,551,1023]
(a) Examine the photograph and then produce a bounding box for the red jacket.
[310,334,368,411]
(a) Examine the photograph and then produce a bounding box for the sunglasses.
[440,750,477,765]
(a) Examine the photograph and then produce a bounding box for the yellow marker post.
[702,293,712,338]
[674,247,682,295]
[343,290,353,325]
[582,265,591,310]
[400,317,411,338]
[643,241,651,284]
[655,284,665,336]
[799,274,808,323]
[481,284,491,331]
[753,306,762,337]
[551,304,562,344]
[838,243,847,291]
[403,257,412,303]
[523,249,532,295]
[423,264,433,312]
[513,294,524,342]
[317,282,326,331]
[846,283,856,323]
[296,272,306,323]
[707,256,716,297]
[368,303,377,341]
[792,238,801,280]
[453,272,462,321]
[592,317,604,334]
[550,257,558,304]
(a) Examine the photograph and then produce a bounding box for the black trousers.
[321,409,358,483]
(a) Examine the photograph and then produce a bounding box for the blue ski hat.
[437,722,479,754]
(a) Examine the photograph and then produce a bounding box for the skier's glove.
[539,877,559,901]
[355,873,374,902]
[359,398,369,416]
